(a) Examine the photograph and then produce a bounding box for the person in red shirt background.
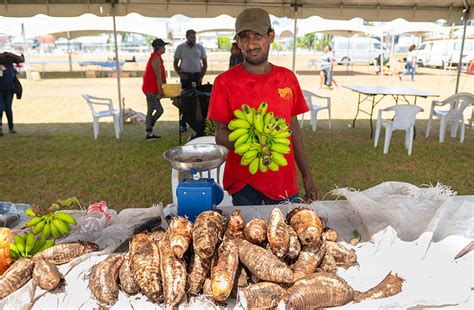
[142,38,168,141]
[208,8,318,206]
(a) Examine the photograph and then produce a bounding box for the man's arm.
[201,58,208,78]
[213,120,234,150]
[173,57,181,78]
[290,116,318,201]
[0,52,24,64]
[151,56,164,96]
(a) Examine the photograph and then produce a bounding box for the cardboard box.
[162,83,181,98]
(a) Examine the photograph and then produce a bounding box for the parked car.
[416,39,474,68]
[332,36,388,65]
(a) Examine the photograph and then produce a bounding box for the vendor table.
[2,183,473,309]
[344,85,438,138]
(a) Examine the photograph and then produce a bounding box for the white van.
[417,39,474,68]
[332,37,386,65]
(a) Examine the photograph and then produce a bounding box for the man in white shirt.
[174,30,208,134]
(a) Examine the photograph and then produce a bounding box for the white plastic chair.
[425,92,474,143]
[171,136,232,207]
[374,105,423,156]
[81,94,120,139]
[299,90,332,131]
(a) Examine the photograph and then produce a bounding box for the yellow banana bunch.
[228,101,293,174]
[24,208,77,240]
[9,232,55,261]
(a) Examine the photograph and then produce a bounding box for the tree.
[217,36,231,51]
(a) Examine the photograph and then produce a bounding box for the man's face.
[158,45,166,54]
[186,33,196,46]
[237,30,274,66]
[230,45,241,57]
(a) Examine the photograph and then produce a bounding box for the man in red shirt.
[142,39,168,141]
[208,8,318,205]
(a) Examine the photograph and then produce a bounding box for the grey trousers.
[145,93,164,133]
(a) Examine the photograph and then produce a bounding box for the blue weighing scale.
[163,144,228,222]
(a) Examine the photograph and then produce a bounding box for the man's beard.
[244,49,268,66]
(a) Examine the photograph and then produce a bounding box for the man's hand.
[303,175,318,202]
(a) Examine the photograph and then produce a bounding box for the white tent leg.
[291,6,298,72]
[380,31,384,77]
[346,35,350,73]
[455,8,470,93]
[67,31,72,72]
[21,23,32,81]
[112,13,123,133]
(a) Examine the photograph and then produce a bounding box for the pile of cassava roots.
[88,207,404,309]
[0,207,404,309]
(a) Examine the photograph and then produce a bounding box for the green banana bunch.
[26,197,82,217]
[24,208,77,240]
[203,119,215,136]
[228,102,293,174]
[9,232,55,261]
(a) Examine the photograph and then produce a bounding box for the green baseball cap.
[235,8,271,36]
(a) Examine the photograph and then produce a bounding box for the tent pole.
[380,31,384,76]
[292,6,298,72]
[21,23,32,81]
[67,31,72,72]
[455,8,470,93]
[346,34,350,74]
[112,12,123,132]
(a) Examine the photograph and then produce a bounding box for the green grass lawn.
[0,120,472,212]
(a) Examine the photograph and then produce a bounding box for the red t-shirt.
[142,52,166,94]
[207,64,309,200]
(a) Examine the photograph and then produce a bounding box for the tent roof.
[0,1,471,22]
[298,16,379,37]
[381,18,449,36]
[0,13,168,39]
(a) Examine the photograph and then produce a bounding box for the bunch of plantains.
[9,232,55,260]
[228,102,292,174]
[23,197,80,240]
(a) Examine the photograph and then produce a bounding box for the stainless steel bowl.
[163,143,228,172]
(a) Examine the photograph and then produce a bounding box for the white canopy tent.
[0,13,168,131]
[178,15,236,35]
[298,16,378,37]
[380,18,449,36]
[0,1,469,22]
[0,13,167,39]
[294,16,380,72]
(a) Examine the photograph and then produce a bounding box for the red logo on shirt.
[278,87,293,100]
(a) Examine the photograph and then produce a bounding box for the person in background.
[319,46,339,89]
[208,8,318,206]
[0,52,24,136]
[174,29,208,133]
[399,44,417,81]
[229,42,244,69]
[142,38,168,141]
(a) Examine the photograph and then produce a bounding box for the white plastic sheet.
[221,182,474,309]
[1,182,473,309]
